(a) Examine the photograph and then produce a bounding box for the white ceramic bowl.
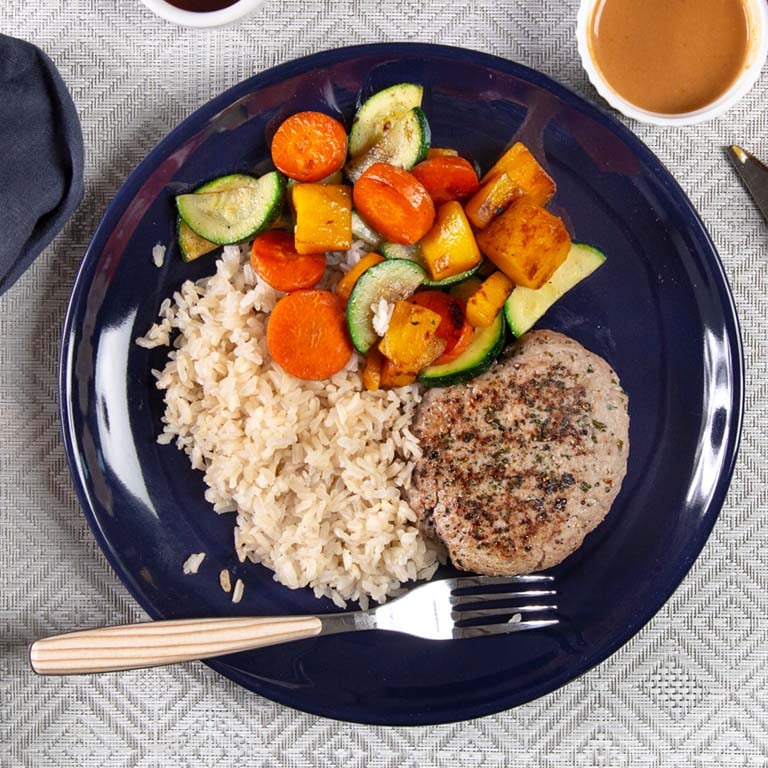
[139,0,264,28]
[576,0,768,125]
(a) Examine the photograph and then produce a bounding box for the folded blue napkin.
[0,34,84,297]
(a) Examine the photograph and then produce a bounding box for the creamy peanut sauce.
[589,0,750,114]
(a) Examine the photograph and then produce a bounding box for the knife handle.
[29,615,323,674]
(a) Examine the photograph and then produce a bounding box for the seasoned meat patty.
[408,330,629,574]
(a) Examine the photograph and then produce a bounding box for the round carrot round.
[409,290,473,364]
[352,163,435,244]
[250,230,326,292]
[267,290,353,380]
[270,111,348,182]
[411,156,480,205]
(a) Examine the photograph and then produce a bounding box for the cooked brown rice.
[137,244,441,607]
[182,552,206,575]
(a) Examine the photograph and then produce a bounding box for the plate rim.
[59,42,745,725]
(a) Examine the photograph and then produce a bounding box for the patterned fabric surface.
[1,1,767,765]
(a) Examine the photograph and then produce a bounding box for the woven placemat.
[1,1,766,765]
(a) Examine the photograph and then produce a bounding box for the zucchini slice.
[380,242,421,262]
[349,82,424,157]
[504,243,606,337]
[195,173,259,194]
[351,210,382,247]
[380,242,480,287]
[345,108,430,183]
[176,171,284,245]
[419,308,505,387]
[178,217,218,262]
[177,174,263,261]
[346,259,426,354]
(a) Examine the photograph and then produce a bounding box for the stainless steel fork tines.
[30,575,559,675]
[448,575,559,638]
[319,574,559,641]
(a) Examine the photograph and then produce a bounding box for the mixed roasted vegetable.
[173,82,606,387]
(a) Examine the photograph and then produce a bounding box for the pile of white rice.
[136,244,441,607]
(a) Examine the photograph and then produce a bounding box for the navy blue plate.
[60,44,743,725]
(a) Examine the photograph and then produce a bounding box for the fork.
[29,575,558,675]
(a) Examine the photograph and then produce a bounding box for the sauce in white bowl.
[577,0,768,125]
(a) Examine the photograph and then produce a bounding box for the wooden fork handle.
[29,615,323,675]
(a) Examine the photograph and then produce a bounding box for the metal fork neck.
[318,610,378,636]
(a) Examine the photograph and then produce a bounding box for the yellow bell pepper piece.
[292,184,352,254]
[419,201,482,282]
[379,300,446,373]
[481,142,556,207]
[464,171,522,230]
[465,271,515,328]
[475,199,571,289]
[335,252,385,302]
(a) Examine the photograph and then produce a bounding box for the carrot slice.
[409,290,473,364]
[250,230,326,292]
[352,163,435,245]
[267,290,353,380]
[270,111,348,183]
[410,157,480,205]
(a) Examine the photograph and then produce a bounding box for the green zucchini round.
[504,243,606,337]
[346,259,426,354]
[349,82,424,157]
[418,310,505,387]
[175,171,285,245]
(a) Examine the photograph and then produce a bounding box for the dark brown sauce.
[589,0,751,114]
[166,0,239,11]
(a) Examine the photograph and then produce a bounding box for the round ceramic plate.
[60,44,743,725]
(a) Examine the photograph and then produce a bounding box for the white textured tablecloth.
[2,1,767,765]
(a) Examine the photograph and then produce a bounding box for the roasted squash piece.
[481,142,556,207]
[379,300,448,386]
[475,199,571,289]
[379,300,446,372]
[292,183,352,254]
[419,201,483,282]
[465,271,515,328]
[464,171,522,229]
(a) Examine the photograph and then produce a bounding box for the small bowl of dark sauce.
[140,0,264,27]
[577,0,768,125]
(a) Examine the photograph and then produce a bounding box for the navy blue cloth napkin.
[0,34,84,297]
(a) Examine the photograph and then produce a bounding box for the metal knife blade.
[729,145,768,225]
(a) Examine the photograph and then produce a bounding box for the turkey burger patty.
[408,330,630,575]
